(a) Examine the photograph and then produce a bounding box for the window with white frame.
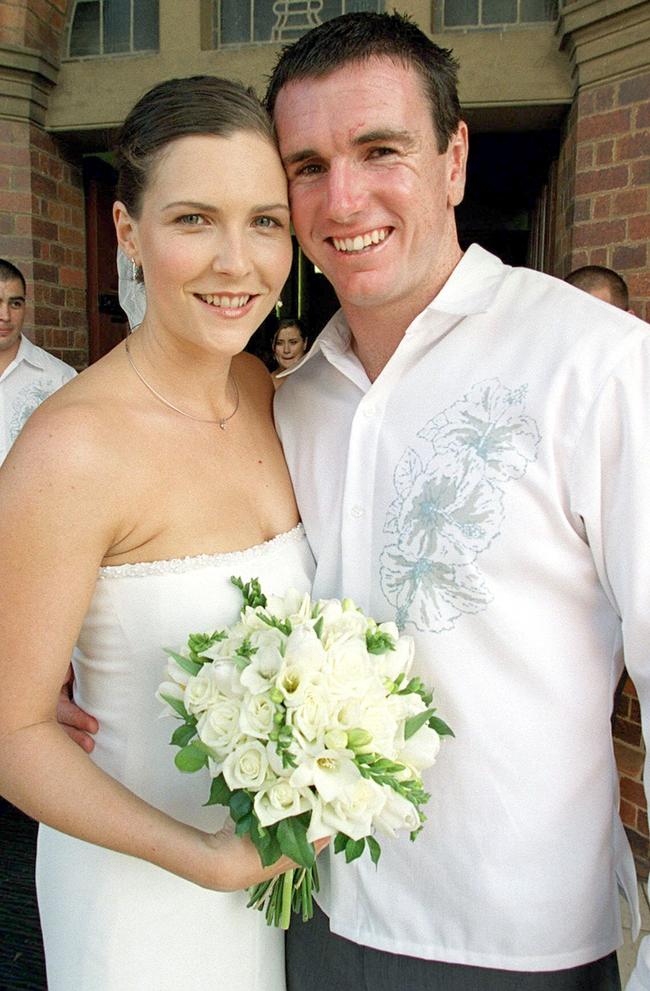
[67,0,159,58]
[435,0,557,30]
[216,0,383,48]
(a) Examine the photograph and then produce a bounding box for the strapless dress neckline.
[99,522,305,577]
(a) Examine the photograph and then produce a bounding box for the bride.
[0,76,320,990]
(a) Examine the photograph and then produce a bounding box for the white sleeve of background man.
[570,326,650,991]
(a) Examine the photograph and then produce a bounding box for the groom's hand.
[57,664,99,753]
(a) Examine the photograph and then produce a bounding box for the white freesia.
[254,779,312,827]
[374,786,422,837]
[240,642,284,695]
[265,588,311,625]
[196,697,242,756]
[222,739,269,791]
[308,778,386,842]
[239,692,277,739]
[290,748,360,803]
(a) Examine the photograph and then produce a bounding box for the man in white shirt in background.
[0,259,76,465]
[565,264,636,315]
[266,11,650,991]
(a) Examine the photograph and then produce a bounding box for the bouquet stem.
[247,861,320,929]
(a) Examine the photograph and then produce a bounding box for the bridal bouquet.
[158,578,452,929]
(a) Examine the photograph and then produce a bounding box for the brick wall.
[0,119,86,367]
[555,69,650,320]
[551,63,650,864]
[615,680,649,875]
[0,0,67,62]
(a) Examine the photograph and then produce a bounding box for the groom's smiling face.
[272,58,467,318]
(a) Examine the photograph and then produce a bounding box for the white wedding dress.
[36,525,314,991]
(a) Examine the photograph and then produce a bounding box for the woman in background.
[271,317,309,388]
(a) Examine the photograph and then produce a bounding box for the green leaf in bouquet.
[234,638,257,669]
[345,837,365,864]
[229,790,253,821]
[204,774,232,807]
[174,742,208,773]
[250,818,282,867]
[333,832,348,855]
[428,714,455,738]
[163,649,202,678]
[404,707,436,741]
[235,813,254,838]
[192,739,218,758]
[260,612,292,636]
[313,615,324,640]
[188,630,226,658]
[231,576,267,609]
[160,693,190,721]
[366,835,382,866]
[366,629,396,654]
[277,815,315,869]
[398,676,433,707]
[170,722,197,748]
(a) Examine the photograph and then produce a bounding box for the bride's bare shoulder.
[232,350,273,406]
[4,348,136,484]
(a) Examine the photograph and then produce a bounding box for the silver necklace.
[124,338,239,430]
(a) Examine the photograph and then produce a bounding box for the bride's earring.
[131,257,138,281]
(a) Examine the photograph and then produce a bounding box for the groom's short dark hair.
[264,11,461,154]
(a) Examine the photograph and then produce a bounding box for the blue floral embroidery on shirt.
[381,378,541,633]
[9,380,58,444]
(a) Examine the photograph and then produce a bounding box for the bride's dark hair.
[115,75,274,218]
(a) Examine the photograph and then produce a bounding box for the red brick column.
[0,120,86,366]
[557,70,650,320]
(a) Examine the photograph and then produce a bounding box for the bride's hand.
[199,819,329,892]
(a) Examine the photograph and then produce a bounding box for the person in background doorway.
[271,317,309,388]
[0,259,76,464]
[565,265,635,314]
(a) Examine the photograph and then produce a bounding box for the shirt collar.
[279,244,508,379]
[15,335,49,370]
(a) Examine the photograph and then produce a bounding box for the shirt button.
[351,505,365,519]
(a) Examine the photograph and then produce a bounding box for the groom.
[62,11,650,990]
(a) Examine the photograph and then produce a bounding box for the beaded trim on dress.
[98,523,305,578]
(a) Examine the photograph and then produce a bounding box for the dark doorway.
[84,156,129,363]
[457,129,561,268]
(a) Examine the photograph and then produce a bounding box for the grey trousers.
[285,904,621,991]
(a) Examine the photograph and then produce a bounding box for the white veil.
[117,248,147,329]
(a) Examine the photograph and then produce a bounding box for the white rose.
[184,664,227,715]
[373,787,421,838]
[222,739,269,791]
[326,637,376,699]
[309,778,386,842]
[321,609,368,648]
[196,697,242,756]
[239,692,277,739]
[396,725,441,772]
[283,626,326,671]
[254,779,312,827]
[290,680,335,744]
